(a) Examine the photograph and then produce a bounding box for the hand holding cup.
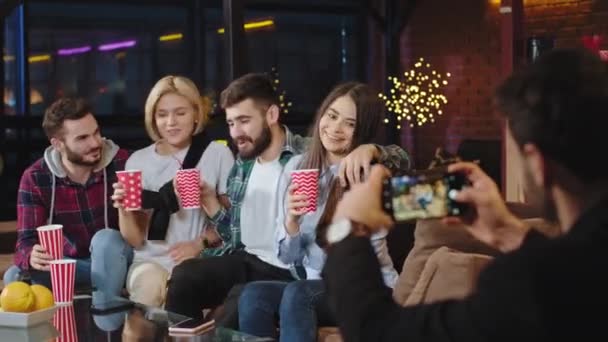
[286,183,310,224]
[115,170,143,211]
[30,244,52,271]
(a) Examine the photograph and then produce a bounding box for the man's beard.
[64,144,102,167]
[235,124,272,159]
[523,166,558,223]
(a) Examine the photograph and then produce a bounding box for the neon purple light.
[98,40,136,51]
[58,45,92,56]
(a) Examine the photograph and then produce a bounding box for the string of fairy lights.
[270,67,293,114]
[379,57,451,129]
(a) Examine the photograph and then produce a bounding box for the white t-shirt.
[125,141,234,272]
[240,158,289,269]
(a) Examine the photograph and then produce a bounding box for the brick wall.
[397,0,607,168]
[526,0,608,49]
[398,0,503,168]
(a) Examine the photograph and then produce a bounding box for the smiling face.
[318,95,357,158]
[54,113,103,166]
[225,98,273,159]
[154,93,197,150]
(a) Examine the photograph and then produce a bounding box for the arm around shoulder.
[374,144,411,172]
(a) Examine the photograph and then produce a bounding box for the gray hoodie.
[43,138,120,178]
[42,138,120,227]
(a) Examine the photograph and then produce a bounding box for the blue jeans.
[3,229,133,298]
[238,280,335,342]
[91,290,129,332]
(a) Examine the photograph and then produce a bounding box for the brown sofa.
[317,210,560,342]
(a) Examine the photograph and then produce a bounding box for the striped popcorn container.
[290,169,319,213]
[53,304,78,342]
[176,168,201,209]
[50,260,76,305]
[37,224,63,260]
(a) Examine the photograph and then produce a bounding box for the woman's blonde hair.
[144,75,208,141]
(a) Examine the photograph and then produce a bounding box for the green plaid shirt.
[203,126,410,257]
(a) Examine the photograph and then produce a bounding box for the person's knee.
[93,312,125,332]
[238,283,263,310]
[280,281,315,314]
[2,265,21,284]
[90,229,132,258]
[127,263,169,307]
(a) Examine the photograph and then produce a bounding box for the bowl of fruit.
[0,281,57,327]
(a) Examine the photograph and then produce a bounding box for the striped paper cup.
[50,260,76,305]
[290,169,319,213]
[37,224,63,260]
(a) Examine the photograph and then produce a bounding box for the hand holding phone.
[444,162,529,253]
[168,317,215,336]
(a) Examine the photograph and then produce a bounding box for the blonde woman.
[112,76,234,306]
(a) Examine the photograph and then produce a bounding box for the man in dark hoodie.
[323,48,608,341]
[3,98,133,298]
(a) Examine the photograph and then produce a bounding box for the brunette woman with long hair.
[237,82,405,341]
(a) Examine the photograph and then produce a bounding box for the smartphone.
[382,167,469,222]
[168,317,215,335]
[90,299,134,315]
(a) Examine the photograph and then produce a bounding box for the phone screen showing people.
[383,169,467,222]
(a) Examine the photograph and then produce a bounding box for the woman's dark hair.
[299,82,383,171]
[301,82,383,248]
[316,181,347,249]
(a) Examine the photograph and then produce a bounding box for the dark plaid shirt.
[14,149,129,270]
[204,126,410,257]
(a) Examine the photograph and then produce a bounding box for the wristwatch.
[326,218,353,245]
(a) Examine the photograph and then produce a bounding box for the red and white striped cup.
[290,169,319,213]
[37,224,63,260]
[50,259,76,305]
[116,170,143,211]
[53,304,78,342]
[175,168,201,209]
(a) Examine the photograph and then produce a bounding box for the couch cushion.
[392,218,499,305]
[404,246,493,306]
[393,212,560,306]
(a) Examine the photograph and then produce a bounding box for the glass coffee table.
[0,292,273,341]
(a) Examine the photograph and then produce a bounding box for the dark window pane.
[4,7,20,117]
[27,1,189,116]
[204,8,361,127]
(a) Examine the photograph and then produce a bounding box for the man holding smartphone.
[323,48,608,341]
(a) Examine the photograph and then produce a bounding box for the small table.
[1,293,273,341]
